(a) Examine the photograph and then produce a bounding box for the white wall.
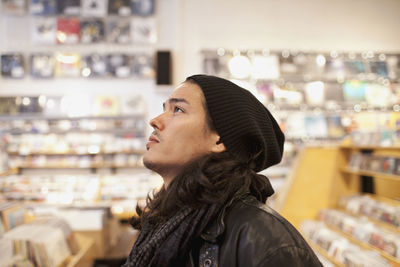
[179,0,400,81]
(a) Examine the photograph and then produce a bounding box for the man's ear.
[212,137,226,153]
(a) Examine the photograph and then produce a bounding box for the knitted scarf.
[122,202,226,267]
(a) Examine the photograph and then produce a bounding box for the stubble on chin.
[143,157,156,171]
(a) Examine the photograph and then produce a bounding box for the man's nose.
[149,113,164,130]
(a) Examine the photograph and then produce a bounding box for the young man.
[124,75,322,267]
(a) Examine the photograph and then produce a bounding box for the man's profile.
[123,75,322,267]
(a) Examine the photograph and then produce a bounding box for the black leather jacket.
[187,195,322,267]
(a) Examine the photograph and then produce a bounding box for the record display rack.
[324,221,400,266]
[277,145,400,266]
[1,114,148,174]
[306,239,346,267]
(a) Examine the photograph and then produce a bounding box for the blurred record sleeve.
[80,19,105,43]
[1,53,25,79]
[131,0,154,16]
[30,0,57,15]
[30,53,55,78]
[0,97,19,115]
[56,18,80,44]
[81,0,108,17]
[108,0,130,16]
[30,17,56,45]
[106,54,131,78]
[55,53,81,77]
[130,17,157,44]
[57,0,80,15]
[106,18,131,44]
[81,54,107,77]
[131,54,154,78]
[1,0,27,15]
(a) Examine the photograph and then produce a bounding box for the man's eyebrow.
[162,98,189,109]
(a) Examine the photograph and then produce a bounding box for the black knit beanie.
[187,74,285,172]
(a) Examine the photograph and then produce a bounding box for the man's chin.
[142,157,154,170]
[143,157,162,173]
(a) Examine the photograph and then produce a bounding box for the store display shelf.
[6,129,144,135]
[0,114,145,121]
[286,136,344,142]
[271,105,400,114]
[17,164,144,169]
[325,223,400,267]
[340,167,400,181]
[8,149,146,156]
[306,239,346,267]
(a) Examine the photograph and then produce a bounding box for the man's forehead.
[167,83,203,105]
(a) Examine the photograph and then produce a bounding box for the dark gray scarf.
[123,203,224,267]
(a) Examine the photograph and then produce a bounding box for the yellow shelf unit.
[276,145,400,267]
[277,145,400,227]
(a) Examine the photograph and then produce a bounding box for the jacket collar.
[200,193,251,243]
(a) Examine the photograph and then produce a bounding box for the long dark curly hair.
[130,150,274,229]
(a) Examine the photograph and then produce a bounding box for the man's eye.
[174,107,183,113]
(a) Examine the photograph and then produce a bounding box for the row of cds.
[301,220,392,267]
[277,111,400,142]
[0,173,162,203]
[8,153,144,169]
[0,94,146,116]
[0,52,154,79]
[0,114,146,134]
[348,153,400,175]
[339,195,400,229]
[30,17,157,45]
[350,130,400,148]
[257,80,400,109]
[318,208,400,259]
[1,0,155,17]
[6,132,146,155]
[203,50,400,81]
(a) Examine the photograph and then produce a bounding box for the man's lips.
[146,135,160,150]
[148,135,159,143]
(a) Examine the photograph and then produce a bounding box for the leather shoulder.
[217,195,321,267]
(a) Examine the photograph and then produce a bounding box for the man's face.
[143,82,224,182]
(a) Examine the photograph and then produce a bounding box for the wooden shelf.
[325,223,400,267]
[64,233,95,267]
[340,167,400,181]
[306,239,346,267]
[0,168,18,176]
[8,149,146,156]
[340,145,400,151]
